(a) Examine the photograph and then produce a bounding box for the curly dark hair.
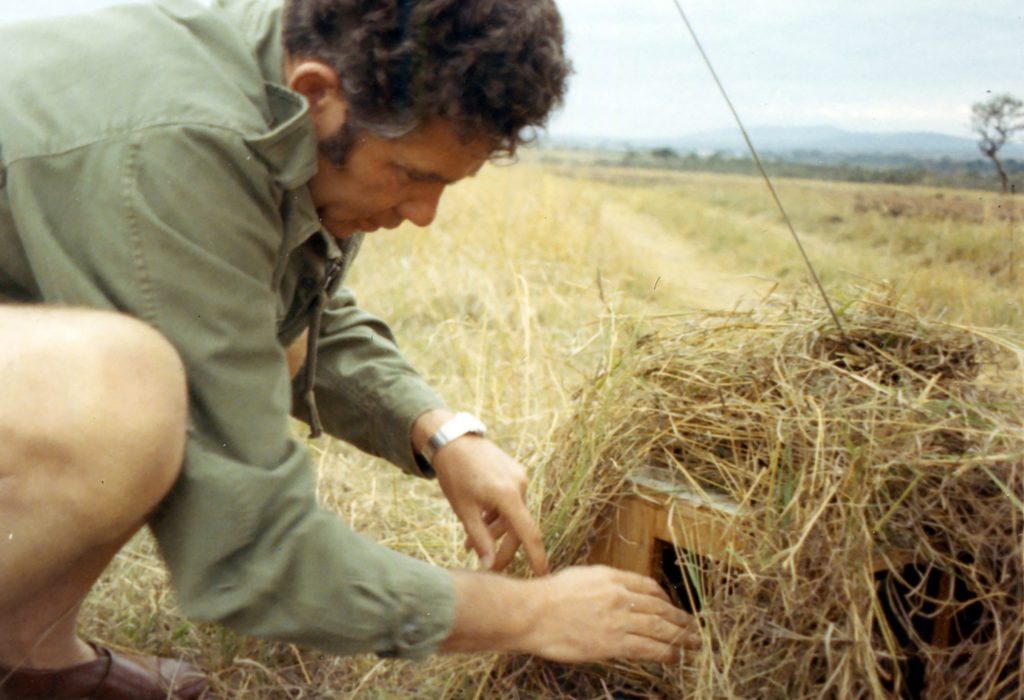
[283,0,570,157]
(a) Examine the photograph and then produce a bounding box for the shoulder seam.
[1,120,254,170]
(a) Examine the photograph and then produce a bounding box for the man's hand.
[412,409,548,576]
[441,566,702,663]
[521,566,702,663]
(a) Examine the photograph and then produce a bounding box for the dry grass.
[81,162,1024,698]
[485,291,1023,699]
[557,166,1024,328]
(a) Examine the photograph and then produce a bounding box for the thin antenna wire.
[669,0,844,333]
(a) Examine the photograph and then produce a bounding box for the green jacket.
[0,0,455,659]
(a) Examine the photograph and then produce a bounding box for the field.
[84,161,1022,698]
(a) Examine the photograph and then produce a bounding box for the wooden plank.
[588,495,660,577]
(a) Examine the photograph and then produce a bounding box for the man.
[0,0,701,697]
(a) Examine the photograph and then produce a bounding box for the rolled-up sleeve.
[5,124,455,658]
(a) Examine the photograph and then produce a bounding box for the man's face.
[307,118,491,240]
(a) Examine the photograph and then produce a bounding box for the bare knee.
[77,312,188,498]
[1,307,188,537]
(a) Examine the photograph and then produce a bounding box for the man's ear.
[287,59,348,139]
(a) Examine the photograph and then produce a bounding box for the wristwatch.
[419,412,487,466]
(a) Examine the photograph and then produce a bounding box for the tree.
[971,93,1024,194]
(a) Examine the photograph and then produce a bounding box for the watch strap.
[420,412,487,464]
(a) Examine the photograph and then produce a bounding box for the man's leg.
[0,305,188,669]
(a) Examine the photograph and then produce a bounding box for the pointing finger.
[503,500,548,575]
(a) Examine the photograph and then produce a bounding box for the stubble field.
[85,160,1022,698]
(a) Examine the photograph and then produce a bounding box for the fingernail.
[482,553,495,569]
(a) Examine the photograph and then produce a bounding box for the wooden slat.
[590,467,909,575]
[588,495,661,577]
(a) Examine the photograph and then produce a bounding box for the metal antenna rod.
[670,0,844,333]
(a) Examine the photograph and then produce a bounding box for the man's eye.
[393,166,411,185]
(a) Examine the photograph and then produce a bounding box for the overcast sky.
[3,0,1021,140]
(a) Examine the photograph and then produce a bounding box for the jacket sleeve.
[3,125,455,659]
[295,281,446,478]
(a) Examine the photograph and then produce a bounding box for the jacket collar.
[213,0,316,193]
[212,0,352,262]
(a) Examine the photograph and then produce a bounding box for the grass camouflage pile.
[491,292,1023,699]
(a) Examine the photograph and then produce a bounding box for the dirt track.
[598,200,776,312]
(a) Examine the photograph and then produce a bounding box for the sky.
[552,0,1023,140]
[2,0,1021,141]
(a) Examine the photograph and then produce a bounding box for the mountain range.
[548,125,1024,162]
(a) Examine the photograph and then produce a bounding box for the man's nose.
[397,182,445,227]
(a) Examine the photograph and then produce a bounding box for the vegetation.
[971,93,1024,194]
[84,162,1022,697]
[491,293,1023,698]
[541,147,1024,193]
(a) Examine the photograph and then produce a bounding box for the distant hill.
[541,124,1024,193]
[547,125,1024,162]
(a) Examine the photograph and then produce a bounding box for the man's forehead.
[391,120,491,183]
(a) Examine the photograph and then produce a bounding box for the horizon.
[550,122,993,142]
[543,122,1024,159]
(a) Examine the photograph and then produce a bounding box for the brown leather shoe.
[0,643,208,699]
